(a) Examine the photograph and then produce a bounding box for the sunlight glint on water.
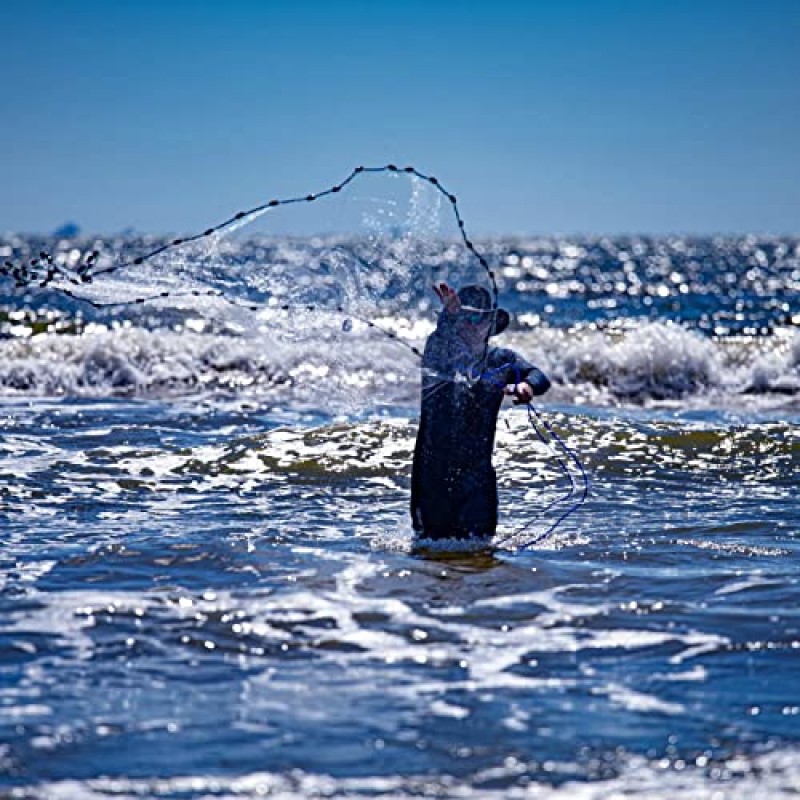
[0,225,799,798]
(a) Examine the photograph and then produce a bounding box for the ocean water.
[1,226,799,799]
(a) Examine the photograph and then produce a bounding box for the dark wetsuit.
[411,314,550,540]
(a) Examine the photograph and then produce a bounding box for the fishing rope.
[530,405,590,546]
[480,362,589,548]
[0,163,588,547]
[493,403,590,550]
[497,406,577,548]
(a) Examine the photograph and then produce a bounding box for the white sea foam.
[592,683,685,715]
[12,747,800,798]
[511,322,800,406]
[1,320,796,408]
[562,322,721,398]
[0,323,418,407]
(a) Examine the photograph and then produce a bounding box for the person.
[411,282,550,541]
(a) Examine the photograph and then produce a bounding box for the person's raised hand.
[432,282,461,314]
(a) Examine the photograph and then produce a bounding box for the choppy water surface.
[1,231,799,798]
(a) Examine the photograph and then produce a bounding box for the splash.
[1,166,496,345]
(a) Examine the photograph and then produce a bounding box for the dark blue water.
[1,203,799,797]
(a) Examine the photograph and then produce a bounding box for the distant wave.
[524,322,800,403]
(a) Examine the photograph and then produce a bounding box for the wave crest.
[1,320,798,408]
[561,322,720,400]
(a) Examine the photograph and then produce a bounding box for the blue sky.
[2,0,798,235]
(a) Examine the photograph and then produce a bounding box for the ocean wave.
[0,322,417,406]
[512,321,800,405]
[0,325,286,397]
[0,320,797,407]
[9,748,800,798]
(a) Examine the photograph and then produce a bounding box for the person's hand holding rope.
[504,382,535,405]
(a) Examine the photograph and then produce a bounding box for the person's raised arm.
[423,283,464,375]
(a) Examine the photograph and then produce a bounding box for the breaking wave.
[1,319,797,408]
